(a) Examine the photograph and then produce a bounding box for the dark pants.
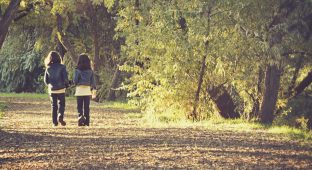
[50,93,65,125]
[77,96,91,126]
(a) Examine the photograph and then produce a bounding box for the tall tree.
[234,0,312,123]
[0,0,21,49]
[191,4,212,121]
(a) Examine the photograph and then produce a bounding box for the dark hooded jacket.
[44,63,69,90]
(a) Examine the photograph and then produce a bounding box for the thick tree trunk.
[208,85,240,119]
[293,70,312,97]
[107,68,121,101]
[260,65,281,124]
[56,13,78,64]
[0,0,21,49]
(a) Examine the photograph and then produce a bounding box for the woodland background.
[0,0,311,129]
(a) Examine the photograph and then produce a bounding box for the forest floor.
[0,95,312,169]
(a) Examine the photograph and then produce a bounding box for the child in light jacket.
[73,53,96,126]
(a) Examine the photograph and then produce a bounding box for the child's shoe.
[59,119,66,126]
[78,116,85,126]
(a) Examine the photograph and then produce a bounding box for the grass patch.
[0,93,138,110]
[98,101,139,110]
[0,92,76,100]
[126,113,144,119]
[0,102,7,120]
[267,126,312,141]
[140,113,312,142]
[0,92,49,99]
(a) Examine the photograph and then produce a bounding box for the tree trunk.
[56,13,78,64]
[107,68,121,101]
[88,4,101,84]
[250,96,260,119]
[55,36,67,60]
[249,66,265,119]
[293,70,312,97]
[257,66,264,95]
[190,8,211,121]
[208,85,240,119]
[191,54,207,120]
[287,56,304,97]
[308,115,312,130]
[0,0,21,49]
[260,65,281,124]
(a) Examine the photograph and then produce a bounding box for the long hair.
[44,51,62,67]
[76,53,92,70]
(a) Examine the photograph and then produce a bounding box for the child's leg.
[58,93,65,120]
[50,94,58,126]
[83,96,91,126]
[57,93,66,126]
[77,96,85,126]
[77,96,84,117]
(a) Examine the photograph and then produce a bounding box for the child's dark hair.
[45,51,62,67]
[76,53,92,70]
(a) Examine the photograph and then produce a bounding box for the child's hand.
[91,90,97,99]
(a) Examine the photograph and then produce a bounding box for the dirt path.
[0,96,312,169]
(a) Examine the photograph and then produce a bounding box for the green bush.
[274,94,312,130]
[0,27,47,93]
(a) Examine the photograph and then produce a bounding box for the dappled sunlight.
[1,96,312,169]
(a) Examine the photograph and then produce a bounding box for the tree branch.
[14,1,42,22]
[0,0,21,49]
[0,4,3,18]
[56,13,78,64]
[293,70,312,97]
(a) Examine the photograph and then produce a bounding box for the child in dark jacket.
[73,53,96,126]
[44,51,69,127]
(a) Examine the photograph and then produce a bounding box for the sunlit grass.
[0,93,138,110]
[0,92,79,100]
[98,101,139,110]
[140,112,312,142]
[0,102,7,121]
[267,126,312,141]
[1,92,311,141]
[0,92,52,99]
[141,113,262,130]
[126,113,144,119]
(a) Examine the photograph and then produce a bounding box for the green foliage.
[117,0,257,118]
[274,95,312,130]
[0,0,312,131]
[0,27,46,93]
[115,0,312,127]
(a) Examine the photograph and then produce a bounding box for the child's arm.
[90,71,97,90]
[73,69,79,85]
[62,66,69,87]
[91,71,97,99]
[44,69,49,85]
